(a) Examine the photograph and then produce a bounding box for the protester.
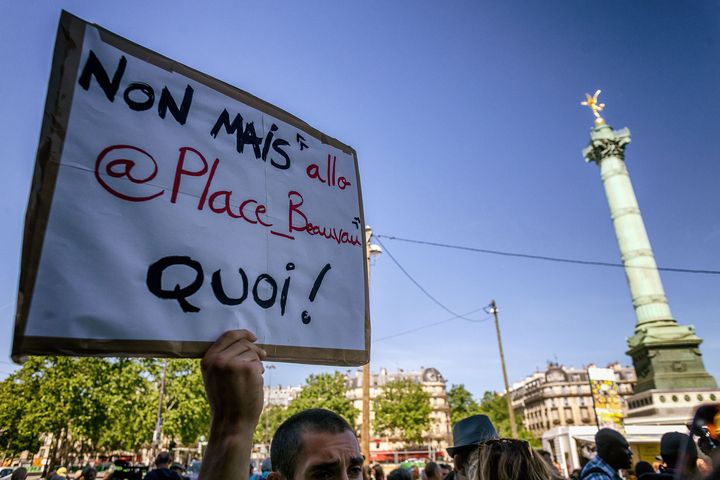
[50,467,68,480]
[537,449,563,478]
[388,469,412,480]
[424,462,443,480]
[144,452,183,480]
[640,432,700,479]
[579,429,632,480]
[373,464,386,480]
[446,414,499,480]
[469,438,554,480]
[170,463,189,480]
[633,461,654,478]
[438,464,451,479]
[10,468,27,480]
[261,459,272,479]
[78,467,97,480]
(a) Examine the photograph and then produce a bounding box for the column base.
[627,323,717,392]
[625,388,720,425]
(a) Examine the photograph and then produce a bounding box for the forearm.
[200,419,255,480]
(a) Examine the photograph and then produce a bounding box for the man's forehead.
[300,430,361,459]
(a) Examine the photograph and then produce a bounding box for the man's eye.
[349,467,363,477]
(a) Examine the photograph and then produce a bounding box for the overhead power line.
[375,234,720,275]
[371,235,492,341]
[373,309,491,343]
[373,236,484,321]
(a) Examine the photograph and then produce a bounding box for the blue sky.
[1,1,718,398]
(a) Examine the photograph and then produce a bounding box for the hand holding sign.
[200,329,265,480]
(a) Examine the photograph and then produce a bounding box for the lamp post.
[362,226,382,464]
[264,364,276,446]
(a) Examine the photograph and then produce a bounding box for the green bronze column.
[581,91,716,393]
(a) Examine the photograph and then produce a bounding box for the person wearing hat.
[50,467,68,480]
[639,432,700,479]
[579,428,632,480]
[446,415,499,480]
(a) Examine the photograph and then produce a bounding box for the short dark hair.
[10,467,27,480]
[155,451,172,466]
[271,408,354,479]
[372,464,385,480]
[424,462,439,478]
[387,469,411,480]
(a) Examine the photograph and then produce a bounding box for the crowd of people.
[195,330,720,480]
[12,329,716,480]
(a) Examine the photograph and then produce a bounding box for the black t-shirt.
[143,468,183,480]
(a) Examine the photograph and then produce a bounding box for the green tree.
[448,384,481,425]
[373,378,431,445]
[477,391,538,446]
[287,372,358,426]
[0,358,43,457]
[0,357,115,467]
[0,356,160,462]
[96,358,156,451]
[162,359,211,445]
[253,405,291,445]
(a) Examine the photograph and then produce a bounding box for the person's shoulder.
[580,472,612,480]
[143,470,164,480]
[579,458,614,480]
[144,469,183,480]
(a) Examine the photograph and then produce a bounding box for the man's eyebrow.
[349,457,364,466]
[307,460,341,472]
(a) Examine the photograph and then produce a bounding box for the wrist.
[211,416,256,436]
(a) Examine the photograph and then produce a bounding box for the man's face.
[606,440,633,470]
[439,466,450,478]
[292,430,364,480]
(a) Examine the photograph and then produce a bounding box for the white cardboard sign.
[12,12,369,365]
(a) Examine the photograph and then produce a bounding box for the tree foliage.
[287,372,358,426]
[477,391,538,446]
[373,378,431,445]
[0,356,213,461]
[253,405,290,445]
[448,384,481,425]
[162,359,210,445]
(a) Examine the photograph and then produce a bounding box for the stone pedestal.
[625,388,720,425]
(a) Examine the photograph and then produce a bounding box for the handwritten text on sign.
[22,23,366,356]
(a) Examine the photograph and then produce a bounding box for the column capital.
[583,126,631,164]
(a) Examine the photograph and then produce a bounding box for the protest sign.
[12,11,369,365]
[587,367,625,432]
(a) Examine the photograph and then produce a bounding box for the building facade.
[346,367,452,460]
[263,384,303,408]
[510,363,636,438]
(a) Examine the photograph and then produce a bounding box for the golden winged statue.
[581,89,606,125]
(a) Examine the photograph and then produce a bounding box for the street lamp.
[264,364,277,446]
[362,226,382,465]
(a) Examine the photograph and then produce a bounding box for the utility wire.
[373,236,482,321]
[375,234,720,275]
[374,310,491,343]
